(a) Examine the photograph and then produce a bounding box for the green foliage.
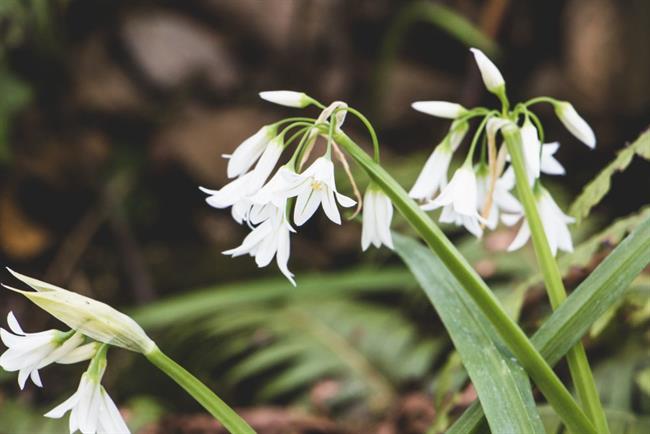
[539,406,650,434]
[570,130,650,223]
[393,233,545,434]
[447,213,650,433]
[132,268,444,412]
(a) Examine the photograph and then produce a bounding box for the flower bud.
[553,101,596,148]
[4,269,155,354]
[259,90,313,108]
[411,101,467,119]
[470,48,505,95]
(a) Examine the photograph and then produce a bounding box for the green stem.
[146,345,256,434]
[333,130,597,434]
[502,125,610,434]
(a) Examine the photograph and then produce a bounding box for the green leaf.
[448,213,650,433]
[570,130,650,223]
[393,233,545,434]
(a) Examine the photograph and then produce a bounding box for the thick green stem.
[146,345,256,434]
[502,125,610,434]
[333,130,597,434]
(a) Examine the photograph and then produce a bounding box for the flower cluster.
[0,269,153,434]
[409,48,595,255]
[201,92,394,284]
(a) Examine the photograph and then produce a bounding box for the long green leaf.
[448,214,650,433]
[393,233,545,434]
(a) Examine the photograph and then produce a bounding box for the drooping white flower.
[423,163,485,237]
[411,101,467,119]
[0,312,96,390]
[409,121,468,201]
[361,185,394,251]
[470,48,505,94]
[249,165,303,208]
[540,142,565,175]
[508,187,574,255]
[223,206,295,285]
[269,157,355,226]
[45,372,130,434]
[225,125,277,178]
[259,90,312,108]
[520,120,542,185]
[201,136,284,216]
[3,270,155,354]
[554,101,596,148]
[476,166,522,230]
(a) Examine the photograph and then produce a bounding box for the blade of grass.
[393,233,545,434]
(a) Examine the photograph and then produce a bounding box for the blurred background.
[0,1,649,433]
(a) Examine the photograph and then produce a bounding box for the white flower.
[409,121,468,201]
[225,125,276,178]
[554,101,596,148]
[250,165,302,208]
[540,142,565,175]
[259,90,312,108]
[521,120,542,185]
[423,163,485,237]
[409,140,453,201]
[3,270,155,354]
[411,101,467,119]
[476,166,522,230]
[361,186,394,251]
[274,157,356,226]
[201,137,284,216]
[45,372,130,434]
[470,48,505,94]
[508,188,574,255]
[0,312,96,390]
[223,206,295,285]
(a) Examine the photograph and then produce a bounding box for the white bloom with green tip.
[4,269,155,354]
[470,48,505,94]
[259,90,312,108]
[554,101,596,148]
[361,185,394,251]
[411,101,467,119]
[0,312,96,390]
[45,347,130,434]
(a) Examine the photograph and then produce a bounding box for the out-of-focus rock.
[73,35,146,112]
[151,106,274,185]
[0,190,51,259]
[200,0,298,52]
[121,10,239,92]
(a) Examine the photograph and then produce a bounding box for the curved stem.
[345,107,381,163]
[502,125,610,434]
[146,345,256,434]
[333,130,597,434]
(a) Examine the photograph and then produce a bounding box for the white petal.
[30,369,43,387]
[411,101,467,119]
[227,126,273,178]
[335,191,356,208]
[508,221,531,251]
[223,220,273,257]
[540,143,565,175]
[521,121,541,184]
[98,387,131,434]
[554,102,596,148]
[7,312,25,335]
[409,144,451,200]
[57,343,99,365]
[376,194,394,249]
[361,191,376,251]
[321,189,342,225]
[470,48,505,93]
[293,188,322,226]
[275,226,295,286]
[259,90,310,108]
[45,390,81,419]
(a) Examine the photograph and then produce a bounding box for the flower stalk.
[332,129,597,434]
[145,345,256,434]
[502,125,610,434]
